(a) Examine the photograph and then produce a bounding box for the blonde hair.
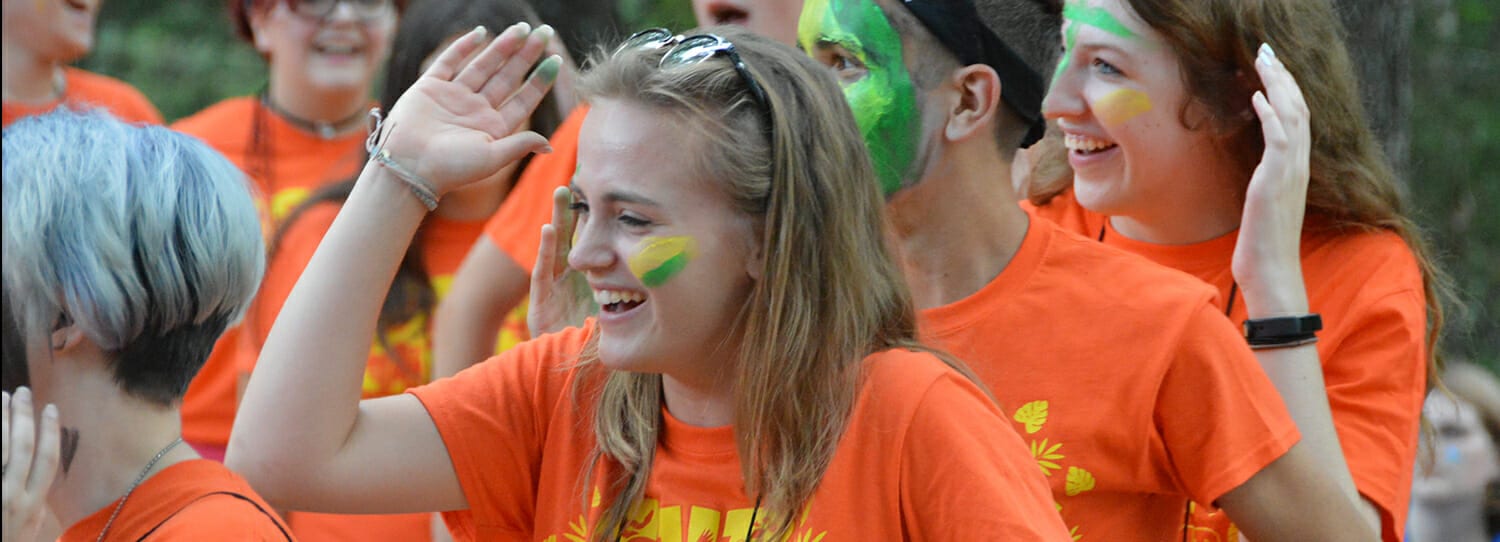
[572,27,979,539]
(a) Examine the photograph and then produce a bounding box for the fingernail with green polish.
[536,24,555,41]
[533,55,562,84]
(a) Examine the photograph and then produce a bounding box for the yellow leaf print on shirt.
[1030,438,1065,476]
[1013,400,1049,434]
[1065,467,1096,496]
[1012,401,1092,540]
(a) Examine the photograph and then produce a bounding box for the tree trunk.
[1337,0,1413,183]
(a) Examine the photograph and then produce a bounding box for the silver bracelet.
[371,149,439,211]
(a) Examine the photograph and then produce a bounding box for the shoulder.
[1032,217,1222,316]
[410,323,595,412]
[61,68,162,124]
[1302,226,1422,289]
[150,494,289,540]
[856,348,993,420]
[171,97,256,143]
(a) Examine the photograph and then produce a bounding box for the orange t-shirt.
[172,97,367,452]
[2,67,163,127]
[59,459,291,541]
[408,324,1072,540]
[236,203,492,541]
[918,209,1300,541]
[1029,189,1428,542]
[482,105,587,269]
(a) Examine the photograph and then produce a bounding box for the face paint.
[629,236,698,288]
[1094,88,1152,126]
[1056,1,1140,80]
[799,0,920,196]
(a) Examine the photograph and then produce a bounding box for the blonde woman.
[229,23,1067,540]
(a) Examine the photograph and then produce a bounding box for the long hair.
[573,27,978,540]
[1115,0,1453,391]
[263,0,566,369]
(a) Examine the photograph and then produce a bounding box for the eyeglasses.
[617,28,771,113]
[288,0,392,21]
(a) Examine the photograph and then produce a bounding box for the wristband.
[1243,314,1322,347]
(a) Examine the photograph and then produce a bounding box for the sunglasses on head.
[285,0,391,21]
[617,28,771,113]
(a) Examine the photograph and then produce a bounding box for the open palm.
[378,23,559,196]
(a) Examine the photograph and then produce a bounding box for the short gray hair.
[2,109,264,403]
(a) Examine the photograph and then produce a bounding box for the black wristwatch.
[1243,314,1322,349]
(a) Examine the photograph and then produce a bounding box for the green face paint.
[629,236,697,288]
[799,0,920,196]
[1055,1,1139,80]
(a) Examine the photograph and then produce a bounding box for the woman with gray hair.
[0,109,290,540]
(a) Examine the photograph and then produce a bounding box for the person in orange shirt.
[431,0,807,381]
[229,25,1069,540]
[795,0,1370,539]
[1,0,162,126]
[171,0,404,465]
[1035,0,1450,540]
[236,1,567,539]
[1,110,288,541]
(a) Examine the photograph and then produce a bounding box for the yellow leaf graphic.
[1013,400,1049,433]
[1066,467,1096,496]
[1030,438,1065,476]
[1070,525,1082,541]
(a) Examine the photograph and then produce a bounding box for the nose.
[566,216,616,274]
[1042,63,1085,122]
[323,0,362,24]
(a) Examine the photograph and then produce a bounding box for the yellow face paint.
[1094,88,1152,127]
[628,236,697,288]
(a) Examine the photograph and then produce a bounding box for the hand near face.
[2,388,60,542]
[529,187,597,337]
[1232,43,1312,317]
[377,23,560,197]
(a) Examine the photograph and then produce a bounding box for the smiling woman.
[169,0,404,468]
[1,0,162,126]
[226,23,1070,541]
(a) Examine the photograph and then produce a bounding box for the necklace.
[96,436,183,542]
[259,94,367,140]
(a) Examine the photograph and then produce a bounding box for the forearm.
[432,244,527,378]
[228,164,427,492]
[1243,279,1377,531]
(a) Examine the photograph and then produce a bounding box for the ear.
[248,4,274,54]
[49,319,86,353]
[944,65,1004,143]
[743,222,765,282]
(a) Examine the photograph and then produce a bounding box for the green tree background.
[76,0,1497,368]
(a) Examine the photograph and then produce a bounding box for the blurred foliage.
[73,0,1497,366]
[1409,0,1499,370]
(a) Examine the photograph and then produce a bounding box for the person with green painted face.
[799,0,1373,540]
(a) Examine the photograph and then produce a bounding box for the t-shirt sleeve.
[406,326,588,535]
[1322,286,1427,540]
[1156,303,1302,505]
[482,108,584,270]
[900,371,1072,541]
[149,494,291,540]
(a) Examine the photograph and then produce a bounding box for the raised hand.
[3,388,60,542]
[529,187,597,337]
[1233,43,1312,317]
[377,23,561,197]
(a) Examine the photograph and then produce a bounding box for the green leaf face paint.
[799,0,920,196]
[1055,0,1139,81]
[629,236,698,288]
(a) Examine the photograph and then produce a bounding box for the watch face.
[1244,315,1322,342]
